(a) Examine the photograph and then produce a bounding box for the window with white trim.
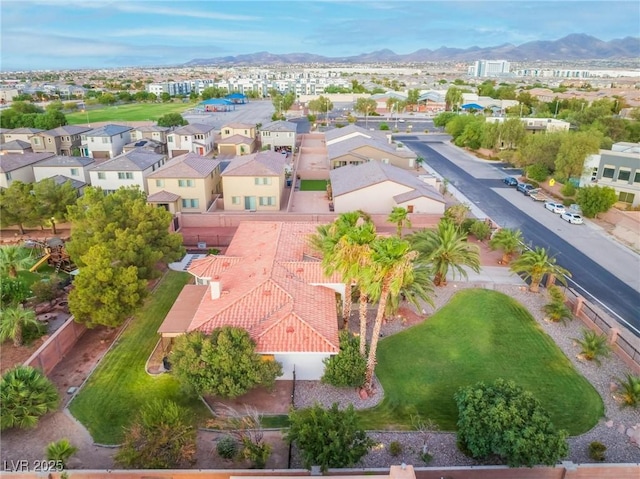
[155,179,164,187]
[231,196,241,205]
[181,198,199,208]
[118,172,134,180]
[259,196,276,206]
[254,177,272,185]
[70,168,79,176]
[617,169,631,182]
[178,179,194,187]
[97,172,106,179]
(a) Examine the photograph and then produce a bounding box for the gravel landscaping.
[293,281,640,467]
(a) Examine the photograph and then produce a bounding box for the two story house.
[2,128,43,144]
[30,125,92,156]
[33,155,95,185]
[146,152,222,214]
[89,148,166,194]
[129,125,171,154]
[217,122,257,156]
[167,123,216,158]
[259,120,297,154]
[221,150,287,211]
[81,124,133,160]
[0,140,32,155]
[0,152,55,188]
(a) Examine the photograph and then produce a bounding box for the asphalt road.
[400,135,640,337]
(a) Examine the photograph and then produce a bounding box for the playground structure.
[25,237,75,273]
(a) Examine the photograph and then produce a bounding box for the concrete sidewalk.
[448,265,526,286]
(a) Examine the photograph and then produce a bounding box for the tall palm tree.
[489,228,524,264]
[510,247,571,293]
[445,86,463,112]
[409,220,480,286]
[387,206,412,238]
[384,262,434,319]
[0,306,40,347]
[0,246,32,278]
[0,365,60,430]
[363,237,418,392]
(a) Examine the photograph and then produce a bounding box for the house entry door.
[244,196,256,211]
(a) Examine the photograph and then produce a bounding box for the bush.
[574,329,611,365]
[588,441,606,461]
[420,451,433,464]
[460,218,476,234]
[31,277,62,304]
[46,438,77,468]
[543,285,572,324]
[526,164,550,182]
[388,440,402,457]
[321,332,367,388]
[561,182,576,197]
[217,435,238,459]
[379,123,390,130]
[470,221,491,242]
[528,180,540,189]
[616,374,640,408]
[562,198,573,207]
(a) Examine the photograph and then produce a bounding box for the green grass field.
[68,271,210,444]
[65,102,196,125]
[299,180,329,191]
[357,289,603,435]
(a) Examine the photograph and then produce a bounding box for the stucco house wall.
[273,352,332,380]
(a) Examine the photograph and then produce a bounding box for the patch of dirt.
[204,382,294,416]
[1,337,48,375]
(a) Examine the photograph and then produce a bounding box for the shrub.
[321,332,367,388]
[526,164,550,182]
[420,451,433,464]
[241,438,271,468]
[588,441,606,461]
[379,123,390,130]
[460,218,476,234]
[388,440,402,457]
[528,180,540,189]
[216,435,238,460]
[562,198,573,207]
[574,329,611,365]
[543,286,572,324]
[31,277,62,304]
[616,374,640,408]
[46,438,78,468]
[561,182,576,197]
[470,220,491,242]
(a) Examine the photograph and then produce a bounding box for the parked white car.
[545,201,566,214]
[561,212,584,224]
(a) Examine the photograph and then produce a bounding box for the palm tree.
[409,220,480,286]
[445,86,463,112]
[573,329,611,366]
[489,228,524,264]
[0,246,32,278]
[510,247,571,293]
[46,439,78,468]
[0,365,60,430]
[384,262,434,319]
[363,237,418,392]
[615,374,640,408]
[0,306,40,347]
[387,207,412,238]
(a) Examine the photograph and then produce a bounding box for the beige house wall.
[331,146,413,170]
[33,164,92,184]
[148,173,221,214]
[30,135,62,154]
[396,196,445,214]
[334,181,412,214]
[0,165,35,188]
[222,173,285,211]
[221,125,256,139]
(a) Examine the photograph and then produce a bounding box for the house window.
[102,137,110,144]
[634,171,640,183]
[254,177,272,185]
[224,129,230,135]
[259,196,276,206]
[181,198,199,208]
[118,172,134,180]
[5,172,12,180]
[168,136,174,143]
[617,169,631,182]
[178,179,194,187]
[602,167,615,179]
[231,196,241,205]
[619,191,635,204]
[97,172,106,179]
[155,179,164,187]
[70,168,79,176]
[32,137,40,145]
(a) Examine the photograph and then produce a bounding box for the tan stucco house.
[259,120,297,153]
[167,123,216,158]
[89,148,166,194]
[217,122,257,156]
[30,125,92,156]
[33,155,95,185]
[0,152,55,188]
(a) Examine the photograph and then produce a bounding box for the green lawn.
[358,289,603,435]
[69,271,210,444]
[299,180,329,191]
[66,102,196,125]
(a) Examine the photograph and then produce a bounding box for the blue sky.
[1,0,639,71]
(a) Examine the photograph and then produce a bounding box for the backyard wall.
[24,316,87,375]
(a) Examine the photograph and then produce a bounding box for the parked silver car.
[545,201,566,214]
[561,212,583,224]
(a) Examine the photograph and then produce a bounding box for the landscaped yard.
[299,179,329,191]
[65,102,196,124]
[68,271,210,444]
[358,289,603,435]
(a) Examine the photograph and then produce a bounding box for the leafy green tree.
[115,399,196,469]
[34,110,67,130]
[0,246,32,278]
[433,112,457,128]
[32,177,77,234]
[322,332,367,388]
[0,365,60,430]
[510,247,570,293]
[409,220,480,286]
[445,86,464,112]
[46,439,78,468]
[518,131,564,171]
[455,379,568,467]
[0,306,40,347]
[68,244,147,328]
[354,97,377,127]
[555,131,601,180]
[160,92,172,103]
[489,228,523,264]
[455,117,485,149]
[443,203,471,229]
[445,115,478,141]
[286,403,373,472]
[387,206,411,238]
[157,113,188,127]
[498,118,526,149]
[308,96,333,124]
[0,181,39,234]
[576,185,617,218]
[66,187,184,280]
[97,93,116,105]
[171,327,282,398]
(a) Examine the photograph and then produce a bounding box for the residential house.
[217,122,257,156]
[0,152,55,188]
[2,127,43,144]
[329,161,445,214]
[485,117,571,136]
[146,152,222,214]
[0,140,33,154]
[580,142,640,207]
[123,138,165,154]
[81,124,133,160]
[89,148,166,194]
[158,221,342,380]
[327,130,417,170]
[30,125,92,156]
[129,125,171,154]
[33,155,96,184]
[325,124,388,146]
[48,175,87,196]
[259,120,297,153]
[167,123,216,158]
[221,150,287,211]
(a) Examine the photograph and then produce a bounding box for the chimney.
[210,281,221,299]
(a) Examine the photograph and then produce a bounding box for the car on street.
[561,212,584,224]
[503,176,518,186]
[545,201,566,214]
[517,183,536,195]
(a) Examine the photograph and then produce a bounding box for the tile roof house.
[325,124,389,146]
[0,139,33,154]
[81,124,133,160]
[329,161,445,214]
[129,125,171,154]
[33,155,95,184]
[0,152,55,188]
[327,133,417,170]
[146,152,222,214]
[30,125,92,156]
[221,150,287,211]
[2,127,44,144]
[167,123,216,158]
[89,148,166,194]
[158,221,343,380]
[259,120,297,153]
[217,122,257,156]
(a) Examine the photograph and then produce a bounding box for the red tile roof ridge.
[257,309,339,353]
[187,255,244,278]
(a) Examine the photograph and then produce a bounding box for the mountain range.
[184,34,639,66]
